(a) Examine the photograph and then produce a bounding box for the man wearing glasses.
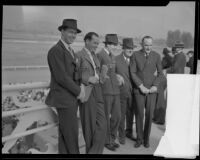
[115,38,137,145]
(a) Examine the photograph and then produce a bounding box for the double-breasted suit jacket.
[130,49,163,93]
[45,40,81,108]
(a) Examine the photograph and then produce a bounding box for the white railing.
[2,66,49,71]
[2,82,59,153]
[2,81,84,154]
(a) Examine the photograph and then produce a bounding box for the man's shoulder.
[115,53,123,61]
[75,49,84,57]
[48,41,62,54]
[151,50,160,56]
[133,49,142,55]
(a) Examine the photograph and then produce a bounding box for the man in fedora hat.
[97,34,123,151]
[76,32,107,154]
[115,38,137,145]
[130,36,164,148]
[167,41,186,74]
[45,19,85,154]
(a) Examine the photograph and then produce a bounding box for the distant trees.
[166,30,194,48]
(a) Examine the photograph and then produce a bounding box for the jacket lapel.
[120,53,128,66]
[82,48,93,65]
[58,40,75,61]
[137,50,147,71]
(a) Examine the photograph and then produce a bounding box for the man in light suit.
[97,34,123,151]
[115,38,137,144]
[76,32,106,154]
[45,19,85,154]
[130,36,164,148]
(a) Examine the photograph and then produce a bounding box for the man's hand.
[88,76,99,84]
[116,74,125,86]
[77,84,85,101]
[139,84,149,94]
[149,86,157,93]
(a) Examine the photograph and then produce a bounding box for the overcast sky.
[3,2,195,39]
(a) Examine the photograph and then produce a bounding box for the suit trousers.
[118,92,133,138]
[125,93,135,135]
[134,93,157,143]
[79,84,106,154]
[104,94,121,145]
[56,106,79,154]
[153,78,167,124]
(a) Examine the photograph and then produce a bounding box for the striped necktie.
[68,46,75,59]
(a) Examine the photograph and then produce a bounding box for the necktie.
[126,58,130,65]
[68,46,75,59]
[145,52,149,59]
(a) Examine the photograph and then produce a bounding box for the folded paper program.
[154,74,199,158]
[80,84,93,103]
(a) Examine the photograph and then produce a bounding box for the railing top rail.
[2,82,50,92]
[2,65,49,70]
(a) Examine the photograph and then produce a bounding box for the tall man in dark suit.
[45,19,85,154]
[115,38,137,144]
[130,36,164,148]
[76,32,106,154]
[167,41,186,74]
[97,34,123,151]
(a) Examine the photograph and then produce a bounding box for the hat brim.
[58,26,81,33]
[174,46,184,49]
[103,41,119,45]
[121,44,137,49]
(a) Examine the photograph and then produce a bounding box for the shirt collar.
[104,48,110,55]
[60,38,70,50]
[123,54,129,60]
[84,47,92,55]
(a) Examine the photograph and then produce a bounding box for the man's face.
[107,44,117,54]
[124,49,134,58]
[142,38,153,54]
[61,28,77,44]
[86,35,100,53]
[175,48,183,53]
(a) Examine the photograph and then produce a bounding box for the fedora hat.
[122,38,137,49]
[103,34,118,45]
[58,19,81,33]
[173,41,184,48]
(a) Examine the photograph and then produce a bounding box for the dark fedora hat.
[103,34,118,45]
[173,41,184,48]
[58,19,81,33]
[122,38,137,49]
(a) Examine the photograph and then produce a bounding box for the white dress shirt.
[84,47,99,79]
[123,54,130,64]
[60,38,74,58]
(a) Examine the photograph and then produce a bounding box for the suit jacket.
[115,53,133,97]
[76,48,103,102]
[130,49,164,94]
[167,52,186,74]
[45,40,81,108]
[97,49,120,95]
